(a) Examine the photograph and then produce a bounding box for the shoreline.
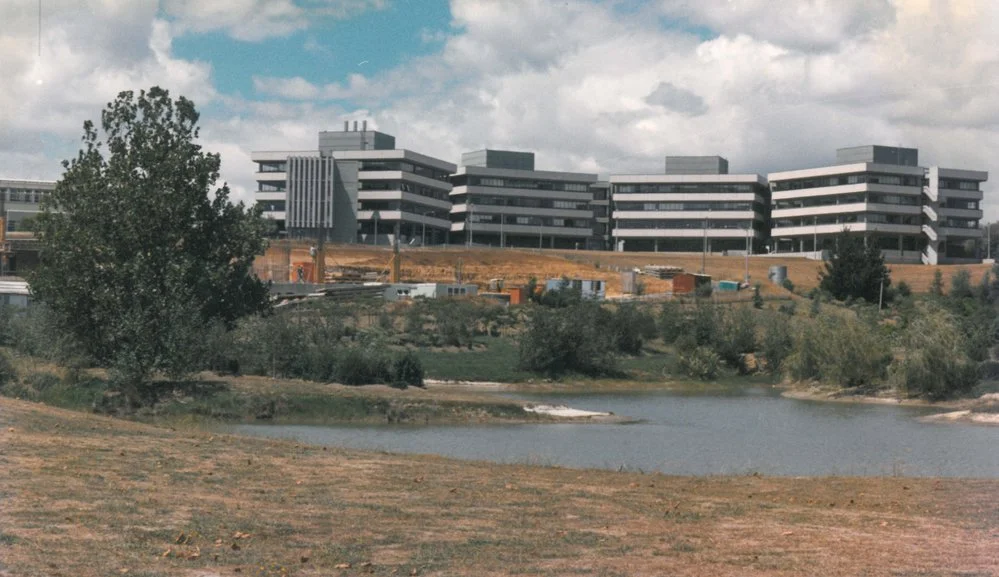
[1,396,996,576]
[781,386,999,426]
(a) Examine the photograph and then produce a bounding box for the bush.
[950,269,973,300]
[659,300,686,344]
[781,278,795,293]
[695,283,713,299]
[675,346,720,380]
[518,303,617,377]
[714,307,756,369]
[752,284,764,309]
[0,352,17,387]
[895,280,912,299]
[610,304,655,355]
[688,302,718,348]
[759,312,793,374]
[785,311,890,388]
[392,351,425,389]
[335,346,392,386]
[890,303,980,399]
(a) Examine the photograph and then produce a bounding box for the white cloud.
[161,0,387,41]
[659,0,896,51]
[4,0,999,223]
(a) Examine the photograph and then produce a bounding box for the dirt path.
[1,397,997,576]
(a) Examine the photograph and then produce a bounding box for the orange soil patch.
[254,242,994,296]
[1,397,997,577]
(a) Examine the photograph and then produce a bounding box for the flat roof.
[454,165,597,182]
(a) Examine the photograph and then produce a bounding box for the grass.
[413,337,534,382]
[1,396,997,576]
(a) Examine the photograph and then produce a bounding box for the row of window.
[773,213,921,227]
[257,162,286,173]
[771,173,923,191]
[943,218,979,229]
[943,199,980,210]
[359,161,451,182]
[940,179,980,191]
[773,193,920,210]
[614,219,757,230]
[0,190,48,203]
[615,201,755,212]
[357,201,450,220]
[259,201,285,212]
[461,194,591,211]
[359,181,450,202]
[452,175,590,192]
[613,183,760,194]
[459,213,591,228]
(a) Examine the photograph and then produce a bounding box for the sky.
[1,0,998,218]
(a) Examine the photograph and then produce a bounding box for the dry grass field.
[1,397,997,577]
[254,242,993,296]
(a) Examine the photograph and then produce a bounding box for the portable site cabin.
[384,283,478,301]
[545,278,606,300]
[669,273,711,295]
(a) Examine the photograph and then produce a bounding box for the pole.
[538,220,543,250]
[701,214,707,274]
[988,223,992,260]
[421,214,427,247]
[744,226,750,284]
[813,216,818,256]
[372,211,379,246]
[879,275,884,310]
[467,201,473,247]
[500,213,504,248]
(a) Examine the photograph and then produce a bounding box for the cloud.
[644,82,707,116]
[659,0,896,52]
[161,0,387,41]
[4,0,999,223]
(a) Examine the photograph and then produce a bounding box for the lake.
[227,387,999,477]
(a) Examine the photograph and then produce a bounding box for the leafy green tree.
[818,229,891,304]
[29,87,269,402]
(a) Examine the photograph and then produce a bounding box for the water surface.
[228,388,999,477]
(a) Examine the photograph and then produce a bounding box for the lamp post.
[371,210,380,246]
[467,200,474,247]
[744,225,751,284]
[421,210,431,247]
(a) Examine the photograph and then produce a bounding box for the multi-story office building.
[252,122,456,245]
[449,150,599,249]
[0,179,55,232]
[590,181,612,250]
[768,146,987,264]
[610,156,769,253]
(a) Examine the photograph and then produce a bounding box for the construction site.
[252,240,995,303]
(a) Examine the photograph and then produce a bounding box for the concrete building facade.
[449,150,600,249]
[252,124,456,245]
[0,179,55,232]
[768,146,987,264]
[610,156,769,253]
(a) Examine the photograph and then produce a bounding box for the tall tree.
[818,229,891,304]
[30,87,269,399]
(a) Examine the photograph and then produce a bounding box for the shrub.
[0,352,17,387]
[659,300,686,344]
[890,303,980,399]
[781,278,795,293]
[895,280,912,299]
[752,284,764,309]
[688,302,718,348]
[610,304,654,355]
[518,303,617,377]
[675,346,720,381]
[392,351,425,389]
[714,306,756,369]
[785,312,891,388]
[695,283,713,299]
[335,346,392,386]
[950,269,973,300]
[759,312,793,374]
[778,301,797,316]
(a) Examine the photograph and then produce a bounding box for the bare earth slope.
[255,242,992,295]
[1,397,996,576]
